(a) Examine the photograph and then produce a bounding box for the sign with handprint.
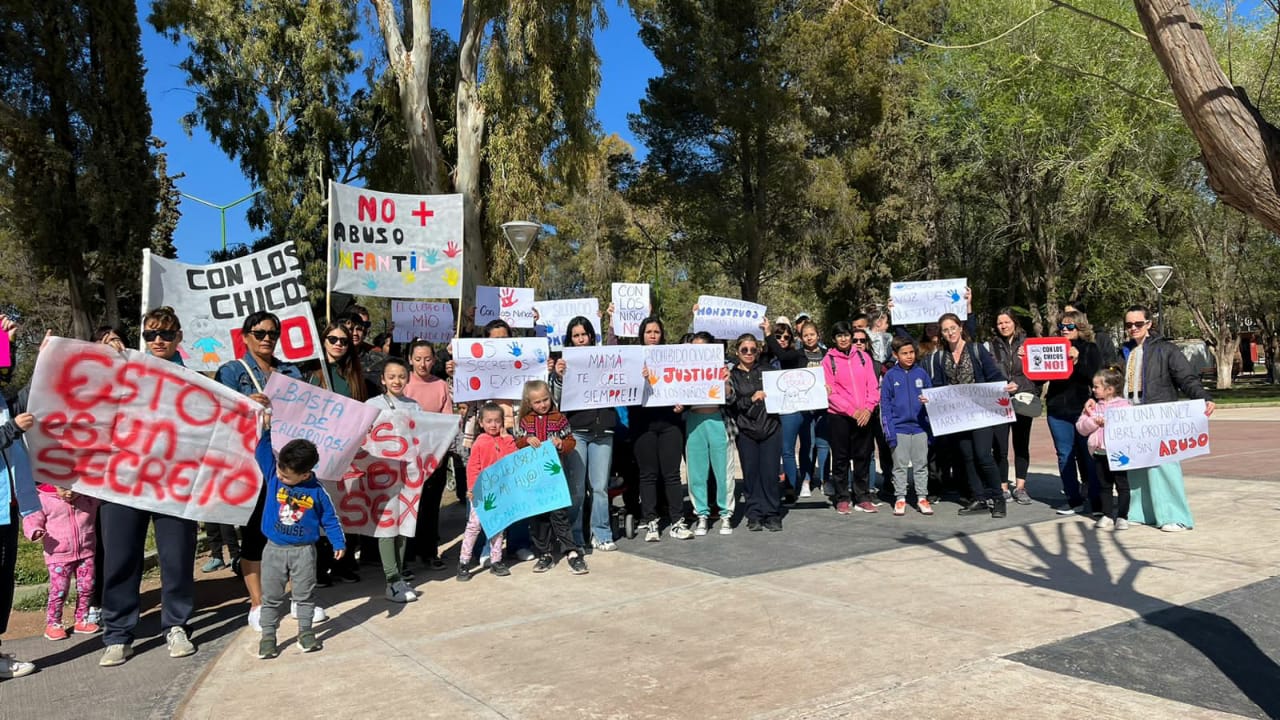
[762,367,828,413]
[473,442,572,537]
[449,337,549,402]
[641,343,728,407]
[888,278,968,325]
[1021,337,1073,381]
[559,345,647,411]
[327,181,465,298]
[475,285,535,328]
[533,298,600,351]
[919,381,1014,436]
[1104,399,1210,471]
[693,295,767,340]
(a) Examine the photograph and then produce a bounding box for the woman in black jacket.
[728,334,783,531]
[1044,310,1102,515]
[989,309,1038,505]
[764,318,806,502]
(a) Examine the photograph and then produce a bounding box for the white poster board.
[763,367,828,413]
[888,278,968,325]
[450,337,549,402]
[693,295,766,340]
[559,345,647,411]
[611,283,650,338]
[641,343,727,407]
[1105,399,1210,471]
[920,381,1013,435]
[533,298,601,351]
[475,285,535,328]
[391,301,455,343]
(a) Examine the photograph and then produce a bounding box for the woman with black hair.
[636,316,693,541]
[989,308,1037,505]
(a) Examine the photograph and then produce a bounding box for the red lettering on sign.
[369,423,409,458]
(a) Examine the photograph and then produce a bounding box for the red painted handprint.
[500,287,518,308]
[444,241,461,258]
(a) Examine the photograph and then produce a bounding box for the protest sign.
[473,443,571,537]
[328,181,464,298]
[391,301,455,343]
[559,345,647,411]
[611,283,650,337]
[450,337,549,402]
[642,343,727,407]
[475,285,535,328]
[1105,399,1210,471]
[534,298,600,351]
[25,338,265,524]
[888,278,968,325]
[693,295,767,340]
[264,373,380,481]
[329,409,459,537]
[1022,337,1074,381]
[920,381,1014,436]
[763,367,828,413]
[143,244,323,373]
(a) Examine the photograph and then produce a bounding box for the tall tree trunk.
[372,0,447,194]
[65,252,93,340]
[456,0,489,304]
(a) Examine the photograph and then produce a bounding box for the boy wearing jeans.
[257,439,345,659]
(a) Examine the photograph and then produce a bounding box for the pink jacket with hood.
[823,346,880,417]
[1075,397,1131,455]
[21,485,100,564]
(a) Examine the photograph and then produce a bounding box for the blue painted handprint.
[534,347,547,363]
[1109,450,1130,467]
[947,288,961,303]
[365,277,379,291]
[424,249,439,265]
[508,342,523,357]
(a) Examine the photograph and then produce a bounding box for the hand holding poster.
[559,345,647,411]
[611,283,650,337]
[888,278,968,325]
[473,443,571,537]
[763,368,828,413]
[328,181,465,298]
[1104,399,1210,471]
[642,344,727,407]
[534,298,600,351]
[693,295,766,340]
[25,338,265,525]
[450,337,549,402]
[391,301,455,343]
[1021,337,1073,381]
[265,373,380,480]
[920,381,1014,436]
[475,285,535,328]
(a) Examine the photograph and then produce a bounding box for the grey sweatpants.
[891,432,930,498]
[260,540,317,636]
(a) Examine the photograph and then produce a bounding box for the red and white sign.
[1105,399,1210,471]
[449,337,549,402]
[1022,337,1074,381]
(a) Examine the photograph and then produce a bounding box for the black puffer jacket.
[727,365,779,440]
[1045,339,1100,419]
[1121,333,1211,405]
[988,333,1037,395]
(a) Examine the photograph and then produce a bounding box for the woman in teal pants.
[682,332,734,535]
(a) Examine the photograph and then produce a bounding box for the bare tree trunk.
[372,0,447,194]
[65,253,93,340]
[1214,337,1240,389]
[455,0,489,303]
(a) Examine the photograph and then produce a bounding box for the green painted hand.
[483,493,497,511]
[543,460,561,475]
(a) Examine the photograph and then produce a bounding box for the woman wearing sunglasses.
[762,317,806,503]
[727,334,783,530]
[1044,310,1102,516]
[311,322,368,402]
[824,322,881,515]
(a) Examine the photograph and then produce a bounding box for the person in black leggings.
[636,317,692,541]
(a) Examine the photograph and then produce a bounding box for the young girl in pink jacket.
[23,484,101,639]
[1075,368,1131,531]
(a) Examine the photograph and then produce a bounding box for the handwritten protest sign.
[763,367,828,413]
[475,285,535,328]
[642,343,727,407]
[534,298,600,351]
[888,278,968,325]
[473,443,571,537]
[143,244,323,372]
[693,295,767,340]
[264,373,379,481]
[1105,399,1210,471]
[1022,337,1073,381]
[559,345,647,411]
[611,283,650,337]
[450,337,549,402]
[920,381,1014,436]
[26,338,265,524]
[391,301,455,343]
[328,181,464,298]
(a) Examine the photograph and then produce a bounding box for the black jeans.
[530,508,576,557]
[207,523,241,563]
[828,413,875,504]
[409,459,449,561]
[955,427,1003,501]
[1097,461,1131,519]
[993,414,1033,483]
[100,502,198,645]
[635,423,685,524]
[871,408,893,487]
[737,432,783,521]
[0,521,16,635]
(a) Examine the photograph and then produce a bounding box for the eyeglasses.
[325,335,350,346]
[248,329,281,341]
[142,330,177,342]
[941,326,961,335]
[739,347,758,354]
[1124,320,1148,329]
[1058,323,1077,331]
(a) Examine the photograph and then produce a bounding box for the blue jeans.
[569,429,614,545]
[1046,414,1101,509]
[800,411,830,485]
[779,412,804,489]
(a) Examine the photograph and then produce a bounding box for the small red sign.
[1022,337,1074,380]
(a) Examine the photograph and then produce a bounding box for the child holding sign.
[459,404,516,581]
[1075,368,1132,531]
[514,381,589,575]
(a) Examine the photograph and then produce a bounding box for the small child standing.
[459,403,516,581]
[880,338,934,516]
[23,485,100,640]
[1076,368,1132,530]
[514,381,588,575]
[364,357,422,604]
[258,439,346,659]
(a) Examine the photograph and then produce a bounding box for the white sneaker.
[385,581,419,603]
[515,548,535,562]
[1115,518,1130,531]
[0,653,35,678]
[719,517,733,535]
[694,516,709,536]
[291,601,328,623]
[166,626,196,658]
[644,520,660,542]
[592,539,618,551]
[86,606,102,626]
[478,555,492,569]
[1095,516,1115,530]
[99,644,133,668]
[247,605,261,632]
[799,481,812,498]
[1160,523,1190,532]
[669,519,694,540]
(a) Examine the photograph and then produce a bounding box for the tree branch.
[1031,55,1177,108]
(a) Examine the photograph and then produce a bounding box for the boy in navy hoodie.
[258,439,345,659]
[880,338,934,516]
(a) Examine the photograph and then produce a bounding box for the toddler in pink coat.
[22,484,101,640]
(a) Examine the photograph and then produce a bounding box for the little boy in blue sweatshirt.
[880,338,934,516]
[258,439,345,659]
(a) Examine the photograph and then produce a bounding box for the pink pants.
[47,557,95,626]
[459,507,504,564]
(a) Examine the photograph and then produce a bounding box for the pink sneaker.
[893,499,907,516]
[44,624,68,641]
[854,501,878,513]
[917,499,935,515]
[74,620,101,634]
[836,501,852,515]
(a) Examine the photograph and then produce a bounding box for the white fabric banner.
[920,381,1014,436]
[888,278,968,325]
[611,283,650,337]
[328,181,464,298]
[763,367,828,413]
[450,337,550,402]
[641,344,727,407]
[1105,399,1210,471]
[559,345,647,411]
[391,301,455,343]
[534,298,600,351]
[693,295,766,340]
[143,243,323,373]
[475,286,535,328]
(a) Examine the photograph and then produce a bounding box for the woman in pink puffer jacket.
[22,485,100,639]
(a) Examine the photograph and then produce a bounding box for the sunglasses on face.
[248,329,281,341]
[1059,323,1077,331]
[1124,320,1148,329]
[143,329,178,342]
[852,338,869,345]
[739,347,758,354]
[325,335,350,346]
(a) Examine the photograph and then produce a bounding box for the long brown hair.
[316,322,367,401]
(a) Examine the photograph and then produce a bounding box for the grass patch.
[1207,379,1280,405]
[15,523,158,585]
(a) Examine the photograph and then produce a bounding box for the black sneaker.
[490,561,511,577]
[747,518,763,531]
[532,555,554,573]
[566,554,589,575]
[336,569,361,584]
[257,635,278,660]
[296,631,322,653]
[764,517,783,532]
[315,571,334,588]
[427,557,448,571]
[456,564,472,582]
[957,500,990,516]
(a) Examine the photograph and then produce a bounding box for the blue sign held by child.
[473,442,570,537]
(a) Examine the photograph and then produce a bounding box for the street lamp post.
[501,221,541,287]
[1143,265,1175,336]
[180,189,265,251]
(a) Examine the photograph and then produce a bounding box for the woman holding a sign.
[1044,311,1102,516]
[636,317,694,541]
[728,334,783,530]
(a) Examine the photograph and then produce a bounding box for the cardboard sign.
[559,345,647,411]
[641,343,727,407]
[143,243,324,372]
[450,337,549,402]
[534,298,600,351]
[763,367,828,413]
[888,278,968,325]
[1105,399,1210,471]
[920,381,1014,436]
[25,338,265,524]
[475,285,535,328]
[611,283,650,337]
[264,373,380,481]
[391,301,455,343]
[328,181,464,298]
[1022,337,1073,381]
[473,443,572,537]
[693,295,766,340]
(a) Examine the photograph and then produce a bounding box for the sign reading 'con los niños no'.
[450,337,549,402]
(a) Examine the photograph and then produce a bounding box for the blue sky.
[142,1,658,263]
